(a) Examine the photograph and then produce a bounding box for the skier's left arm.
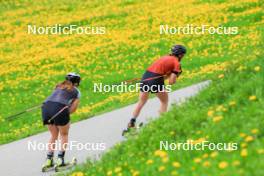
[169,61,182,85]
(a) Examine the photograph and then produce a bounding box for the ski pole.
[48,105,69,123]
[113,75,166,85]
[111,77,141,85]
[6,104,42,121]
[141,75,165,82]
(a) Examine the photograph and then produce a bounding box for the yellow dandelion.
[229,101,236,106]
[218,161,228,169]
[193,137,206,144]
[154,150,167,158]
[254,66,260,72]
[210,151,218,158]
[222,107,228,112]
[158,166,165,172]
[244,136,254,142]
[194,157,202,163]
[241,149,248,157]
[216,105,224,111]
[251,128,259,134]
[172,162,181,168]
[132,171,139,176]
[213,116,223,123]
[257,149,264,154]
[146,159,153,165]
[218,74,224,79]
[114,167,122,173]
[232,160,240,166]
[107,170,112,176]
[170,131,175,135]
[162,157,169,163]
[207,110,214,117]
[236,65,246,71]
[202,153,209,158]
[240,143,247,148]
[203,161,211,167]
[239,133,246,138]
[71,172,84,176]
[249,95,257,101]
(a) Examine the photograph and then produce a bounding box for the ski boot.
[122,118,136,136]
[42,158,54,172]
[54,157,65,172]
[128,118,137,128]
[122,119,144,136]
[54,157,77,172]
[55,157,65,166]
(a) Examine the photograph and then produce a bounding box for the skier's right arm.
[168,73,177,85]
[69,99,80,114]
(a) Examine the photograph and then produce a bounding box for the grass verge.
[68,56,264,175]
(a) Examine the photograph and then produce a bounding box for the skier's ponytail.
[56,80,74,91]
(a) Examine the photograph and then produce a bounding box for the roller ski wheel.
[41,158,54,172]
[122,122,143,136]
[137,122,144,128]
[54,157,77,172]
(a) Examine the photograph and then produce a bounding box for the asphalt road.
[0,80,211,176]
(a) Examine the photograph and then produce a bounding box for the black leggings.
[42,101,70,126]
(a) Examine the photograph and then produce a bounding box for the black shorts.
[42,101,70,126]
[140,71,165,93]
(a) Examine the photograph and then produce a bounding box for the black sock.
[47,151,54,159]
[58,151,65,158]
[130,118,136,123]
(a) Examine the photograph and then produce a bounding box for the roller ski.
[122,118,143,136]
[54,157,77,172]
[42,158,54,172]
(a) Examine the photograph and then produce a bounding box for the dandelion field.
[0,0,263,174]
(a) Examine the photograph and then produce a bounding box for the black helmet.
[65,72,81,86]
[171,45,187,56]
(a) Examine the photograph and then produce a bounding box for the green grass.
[0,0,263,175]
[0,0,262,145]
[68,54,264,176]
